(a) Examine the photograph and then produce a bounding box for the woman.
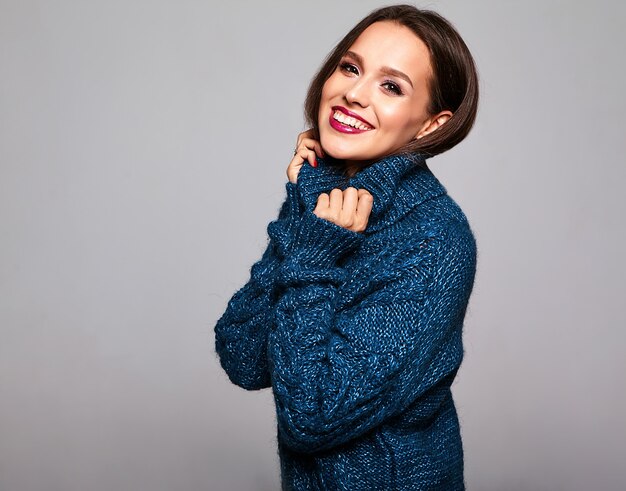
[214,5,479,490]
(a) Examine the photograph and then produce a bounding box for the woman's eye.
[382,81,402,95]
[339,62,359,75]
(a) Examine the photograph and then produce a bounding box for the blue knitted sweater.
[214,153,477,490]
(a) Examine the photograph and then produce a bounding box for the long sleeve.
[267,210,477,454]
[214,181,302,390]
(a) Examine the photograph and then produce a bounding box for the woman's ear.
[415,110,453,139]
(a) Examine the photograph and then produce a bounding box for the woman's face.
[318,21,448,165]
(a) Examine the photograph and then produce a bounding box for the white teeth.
[333,110,371,130]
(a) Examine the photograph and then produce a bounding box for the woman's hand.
[313,187,374,233]
[287,129,325,184]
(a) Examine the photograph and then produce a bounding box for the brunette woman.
[215,5,479,490]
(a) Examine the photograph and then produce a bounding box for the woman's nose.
[345,79,369,108]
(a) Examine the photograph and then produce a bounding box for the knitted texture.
[214,153,478,490]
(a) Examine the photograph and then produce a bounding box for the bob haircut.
[304,4,479,159]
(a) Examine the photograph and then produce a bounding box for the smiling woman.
[214,4,480,490]
[305,6,478,172]
[317,21,453,170]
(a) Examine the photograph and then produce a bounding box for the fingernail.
[313,158,317,167]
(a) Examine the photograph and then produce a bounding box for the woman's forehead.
[347,21,432,81]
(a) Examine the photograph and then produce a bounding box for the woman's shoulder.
[420,192,475,250]
[337,193,476,308]
[371,190,475,255]
[400,193,477,282]
[375,191,476,276]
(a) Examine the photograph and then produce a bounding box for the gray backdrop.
[1,1,625,490]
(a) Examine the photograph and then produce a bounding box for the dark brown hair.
[304,4,479,159]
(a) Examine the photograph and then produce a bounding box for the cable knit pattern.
[214,153,478,490]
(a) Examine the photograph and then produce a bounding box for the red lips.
[331,106,374,128]
[329,106,374,134]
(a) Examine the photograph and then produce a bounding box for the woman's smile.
[329,106,374,133]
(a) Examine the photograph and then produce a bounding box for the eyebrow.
[344,50,414,88]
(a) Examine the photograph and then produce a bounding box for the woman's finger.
[355,190,374,229]
[297,138,324,159]
[301,138,324,158]
[341,187,359,218]
[316,192,330,208]
[296,129,311,146]
[328,188,344,212]
[296,129,316,149]
[324,188,343,224]
[293,147,316,167]
[287,152,306,183]
[313,192,330,219]
[288,129,324,184]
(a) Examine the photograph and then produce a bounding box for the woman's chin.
[319,132,382,163]
[320,143,365,163]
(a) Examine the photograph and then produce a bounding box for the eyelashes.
[339,61,359,76]
[382,80,402,96]
[338,61,404,96]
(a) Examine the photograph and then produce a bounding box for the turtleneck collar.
[296,153,448,233]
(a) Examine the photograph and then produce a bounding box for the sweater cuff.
[266,182,304,259]
[285,181,301,218]
[285,209,364,268]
